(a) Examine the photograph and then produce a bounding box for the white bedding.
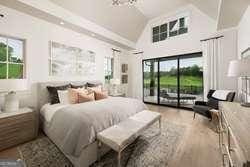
[40,97,147,157]
[40,103,69,123]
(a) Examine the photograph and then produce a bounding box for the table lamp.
[228,59,250,107]
[0,79,28,112]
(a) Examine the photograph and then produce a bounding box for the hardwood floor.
[0,105,221,167]
[147,105,221,167]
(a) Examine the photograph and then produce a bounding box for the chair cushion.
[207,98,219,109]
[193,105,212,118]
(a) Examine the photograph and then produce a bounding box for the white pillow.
[212,90,231,100]
[57,90,70,104]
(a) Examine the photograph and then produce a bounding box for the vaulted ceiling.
[49,0,220,42]
[1,0,249,50]
[135,0,219,19]
[49,0,147,42]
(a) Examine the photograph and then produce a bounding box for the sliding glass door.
[143,52,203,109]
[143,59,158,104]
[159,58,178,107]
[179,56,203,108]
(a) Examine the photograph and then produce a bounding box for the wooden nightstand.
[0,108,38,151]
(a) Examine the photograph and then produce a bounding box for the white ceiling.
[49,0,220,42]
[217,0,250,30]
[135,0,219,19]
[49,0,147,42]
[1,0,249,49]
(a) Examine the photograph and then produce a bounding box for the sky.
[0,37,23,60]
[144,57,203,72]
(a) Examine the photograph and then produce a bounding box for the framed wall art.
[49,41,96,77]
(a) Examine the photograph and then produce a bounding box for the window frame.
[104,56,114,83]
[152,15,189,43]
[0,34,26,79]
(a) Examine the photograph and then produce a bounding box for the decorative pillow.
[70,83,86,89]
[68,88,89,104]
[78,92,95,103]
[94,90,108,100]
[87,81,102,88]
[47,84,71,104]
[87,85,102,92]
[57,90,70,104]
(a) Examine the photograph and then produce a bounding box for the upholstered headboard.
[37,80,102,110]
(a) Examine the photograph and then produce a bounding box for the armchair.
[193,90,235,119]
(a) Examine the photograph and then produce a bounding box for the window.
[169,20,179,37]
[104,57,114,83]
[152,16,189,43]
[143,52,203,109]
[152,23,168,43]
[0,36,25,79]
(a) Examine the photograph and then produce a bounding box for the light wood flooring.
[0,105,221,167]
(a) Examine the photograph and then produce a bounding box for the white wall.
[131,5,217,99]
[0,5,130,109]
[136,5,217,59]
[238,5,250,102]
[130,5,238,100]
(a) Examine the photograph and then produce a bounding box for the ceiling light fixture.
[112,0,137,6]
[60,21,65,25]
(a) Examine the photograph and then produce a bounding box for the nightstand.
[109,93,126,97]
[0,108,38,151]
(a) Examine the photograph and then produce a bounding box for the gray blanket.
[45,97,147,157]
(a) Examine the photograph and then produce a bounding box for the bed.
[37,81,147,167]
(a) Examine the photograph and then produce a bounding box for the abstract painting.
[49,41,96,76]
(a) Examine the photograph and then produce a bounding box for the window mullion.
[6,38,9,79]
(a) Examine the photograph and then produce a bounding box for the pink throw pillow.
[78,92,95,103]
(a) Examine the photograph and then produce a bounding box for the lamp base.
[241,102,250,107]
[3,92,19,112]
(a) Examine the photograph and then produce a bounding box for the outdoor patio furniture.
[160,90,197,103]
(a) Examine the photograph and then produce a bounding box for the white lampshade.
[0,79,28,93]
[228,59,250,77]
[110,78,120,85]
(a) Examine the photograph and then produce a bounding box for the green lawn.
[144,75,203,94]
[0,63,23,79]
[144,75,203,87]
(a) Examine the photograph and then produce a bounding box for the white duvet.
[40,97,147,157]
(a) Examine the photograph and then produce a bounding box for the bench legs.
[118,150,121,167]
[159,117,162,134]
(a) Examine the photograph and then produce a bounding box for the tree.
[0,42,14,61]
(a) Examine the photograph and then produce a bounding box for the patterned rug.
[18,120,186,167]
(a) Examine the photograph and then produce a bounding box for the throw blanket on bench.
[44,97,147,157]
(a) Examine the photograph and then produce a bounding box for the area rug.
[18,120,186,167]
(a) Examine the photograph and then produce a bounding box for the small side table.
[210,109,220,133]
[0,108,38,151]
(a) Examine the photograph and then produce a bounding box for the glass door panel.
[179,56,203,108]
[143,60,158,103]
[159,58,178,107]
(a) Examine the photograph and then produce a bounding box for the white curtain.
[113,50,121,80]
[202,38,222,100]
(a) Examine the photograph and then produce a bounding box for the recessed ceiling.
[49,0,147,42]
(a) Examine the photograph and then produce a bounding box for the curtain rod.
[200,35,224,42]
[133,51,144,55]
[112,48,121,52]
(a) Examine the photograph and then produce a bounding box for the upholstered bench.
[97,110,161,167]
